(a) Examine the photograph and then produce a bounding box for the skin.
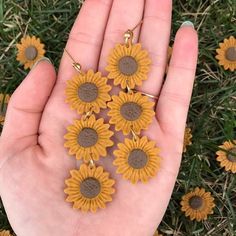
[0,0,198,235]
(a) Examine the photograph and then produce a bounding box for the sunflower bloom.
[16,35,45,69]
[64,164,115,213]
[216,140,236,173]
[181,187,215,221]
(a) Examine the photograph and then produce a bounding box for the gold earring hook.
[64,48,82,73]
[124,20,144,47]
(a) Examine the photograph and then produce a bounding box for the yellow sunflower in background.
[16,35,45,69]
[0,230,12,236]
[64,115,113,162]
[106,43,151,89]
[113,136,161,184]
[181,187,215,221]
[107,91,155,135]
[65,164,115,213]
[183,127,192,153]
[65,70,111,114]
[216,140,236,173]
[0,94,10,125]
[216,36,236,71]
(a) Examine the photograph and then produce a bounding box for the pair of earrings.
[63,24,161,213]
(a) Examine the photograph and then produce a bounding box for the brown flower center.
[80,177,101,198]
[77,128,98,147]
[120,102,142,121]
[128,149,148,169]
[78,82,98,103]
[118,56,138,76]
[25,46,38,60]
[225,47,236,61]
[189,196,203,210]
[227,147,236,162]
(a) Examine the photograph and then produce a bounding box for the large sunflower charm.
[64,115,114,162]
[16,35,45,69]
[0,93,10,125]
[65,69,111,114]
[113,136,161,184]
[216,140,236,173]
[64,164,115,213]
[0,230,12,236]
[106,43,151,89]
[180,187,215,221]
[216,36,236,71]
[107,91,155,135]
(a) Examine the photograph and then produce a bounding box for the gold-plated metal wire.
[82,106,94,121]
[130,127,139,142]
[64,48,82,73]
[133,89,159,100]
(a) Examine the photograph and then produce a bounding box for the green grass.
[0,0,236,235]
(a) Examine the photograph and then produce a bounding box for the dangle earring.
[63,50,115,213]
[106,23,161,184]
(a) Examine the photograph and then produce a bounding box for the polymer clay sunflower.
[181,187,215,221]
[16,35,45,69]
[65,164,115,213]
[64,115,113,162]
[183,127,192,153]
[65,69,111,114]
[106,43,151,89]
[0,230,12,236]
[216,36,236,71]
[113,136,161,184]
[216,140,236,173]
[107,91,155,135]
[0,93,10,125]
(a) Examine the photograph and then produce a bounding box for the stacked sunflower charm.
[63,54,115,213]
[106,29,161,184]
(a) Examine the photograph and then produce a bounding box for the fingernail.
[181,21,194,28]
[31,57,52,70]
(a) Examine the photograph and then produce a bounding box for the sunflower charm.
[65,69,111,114]
[180,187,215,221]
[65,164,115,213]
[0,93,10,125]
[216,36,236,72]
[113,136,160,184]
[16,35,45,69]
[106,43,151,89]
[216,140,236,173]
[64,115,113,162]
[107,91,155,135]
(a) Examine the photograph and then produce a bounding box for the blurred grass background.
[0,0,236,235]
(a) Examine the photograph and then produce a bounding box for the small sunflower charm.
[107,91,155,135]
[113,136,161,184]
[65,69,111,114]
[65,164,115,213]
[216,140,236,173]
[16,35,45,69]
[0,93,10,125]
[106,43,151,89]
[64,115,114,162]
[183,127,192,153]
[0,230,12,236]
[216,36,236,72]
[180,187,215,221]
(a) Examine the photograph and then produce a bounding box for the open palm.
[0,0,198,235]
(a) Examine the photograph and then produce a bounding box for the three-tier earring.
[63,50,115,213]
[106,25,161,184]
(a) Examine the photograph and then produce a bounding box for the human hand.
[0,0,198,235]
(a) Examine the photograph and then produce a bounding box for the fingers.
[98,0,145,72]
[156,23,198,139]
[0,59,56,152]
[58,0,113,82]
[139,0,172,95]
